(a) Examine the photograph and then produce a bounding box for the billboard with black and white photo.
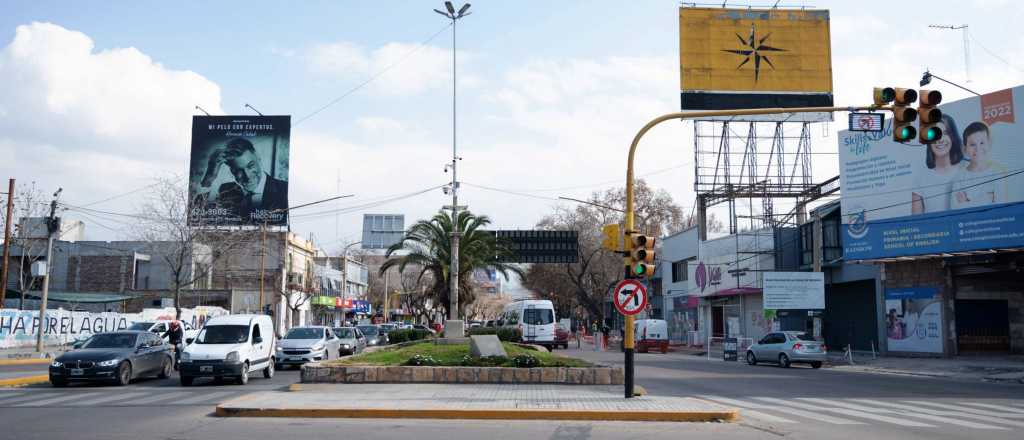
[187,116,290,226]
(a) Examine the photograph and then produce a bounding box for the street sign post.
[613,279,648,316]
[848,112,883,132]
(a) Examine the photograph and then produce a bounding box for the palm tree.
[380,210,522,319]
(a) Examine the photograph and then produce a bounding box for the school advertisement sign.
[839,86,1024,260]
[884,288,943,353]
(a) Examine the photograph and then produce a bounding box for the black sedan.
[49,330,174,387]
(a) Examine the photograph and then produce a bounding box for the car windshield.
[791,333,817,341]
[196,325,249,344]
[285,328,324,340]
[333,328,356,338]
[523,308,554,325]
[83,333,137,349]
[127,322,155,331]
[358,326,379,336]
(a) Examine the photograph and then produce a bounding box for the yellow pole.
[621,104,883,398]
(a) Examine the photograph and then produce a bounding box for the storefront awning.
[704,287,762,298]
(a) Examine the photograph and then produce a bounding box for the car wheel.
[157,356,173,379]
[115,361,132,386]
[811,361,823,369]
[263,359,275,379]
[779,353,791,368]
[180,375,193,386]
[50,378,68,387]
[236,362,249,385]
[746,351,757,365]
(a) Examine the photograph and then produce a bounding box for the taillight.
[793,343,803,351]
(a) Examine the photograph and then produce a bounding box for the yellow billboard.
[679,7,833,119]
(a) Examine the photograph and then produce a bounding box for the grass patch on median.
[329,341,591,368]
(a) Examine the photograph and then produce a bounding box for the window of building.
[799,223,814,266]
[671,260,688,283]
[822,216,842,262]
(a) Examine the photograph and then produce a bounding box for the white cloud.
[355,116,403,133]
[305,40,477,96]
[0,22,222,232]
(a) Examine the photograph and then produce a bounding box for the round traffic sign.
[613,279,648,316]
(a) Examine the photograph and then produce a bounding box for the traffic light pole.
[621,104,880,398]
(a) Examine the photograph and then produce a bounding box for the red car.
[553,324,570,349]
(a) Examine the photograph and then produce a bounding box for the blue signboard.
[843,201,1024,260]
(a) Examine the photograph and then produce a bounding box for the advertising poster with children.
[884,288,943,353]
[839,86,1024,260]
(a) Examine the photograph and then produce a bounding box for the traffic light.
[892,88,918,143]
[873,87,895,106]
[628,234,656,278]
[917,89,943,144]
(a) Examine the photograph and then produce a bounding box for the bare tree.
[1,182,50,309]
[132,176,248,319]
[524,179,688,324]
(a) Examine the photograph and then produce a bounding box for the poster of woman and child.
[840,86,1022,260]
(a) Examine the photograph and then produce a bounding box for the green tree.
[380,210,522,319]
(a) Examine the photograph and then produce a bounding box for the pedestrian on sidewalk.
[575,323,583,349]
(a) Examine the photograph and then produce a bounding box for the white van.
[634,319,669,353]
[500,299,556,348]
[179,314,276,386]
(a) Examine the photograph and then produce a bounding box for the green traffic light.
[925,127,942,142]
[633,264,645,275]
[882,89,895,102]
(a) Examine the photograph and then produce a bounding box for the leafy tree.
[380,210,522,319]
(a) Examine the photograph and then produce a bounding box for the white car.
[127,320,199,344]
[178,314,276,386]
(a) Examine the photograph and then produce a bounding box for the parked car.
[179,314,276,386]
[333,327,367,355]
[746,331,826,368]
[553,323,570,349]
[413,324,436,334]
[358,325,386,346]
[127,320,198,344]
[634,319,669,353]
[50,331,173,387]
[484,320,496,328]
[275,326,342,369]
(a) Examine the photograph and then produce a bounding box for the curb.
[0,358,53,366]
[0,374,50,387]
[214,406,738,423]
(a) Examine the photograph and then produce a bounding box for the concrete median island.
[301,340,624,385]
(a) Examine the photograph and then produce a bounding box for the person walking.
[162,321,185,371]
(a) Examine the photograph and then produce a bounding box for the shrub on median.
[467,327,522,342]
[387,329,434,344]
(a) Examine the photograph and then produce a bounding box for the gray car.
[746,331,826,368]
[333,327,366,355]
[358,325,385,346]
[274,326,341,369]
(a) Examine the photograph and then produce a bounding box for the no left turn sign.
[613,279,648,316]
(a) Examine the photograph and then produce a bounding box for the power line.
[968,31,1024,75]
[289,184,447,221]
[293,23,453,127]
[73,182,160,208]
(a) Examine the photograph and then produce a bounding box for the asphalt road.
[2,346,1022,440]
[566,346,1024,440]
[0,363,49,380]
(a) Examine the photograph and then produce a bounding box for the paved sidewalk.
[827,355,1024,383]
[217,383,738,422]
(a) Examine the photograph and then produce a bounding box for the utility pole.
[435,1,471,325]
[258,220,267,313]
[35,188,61,353]
[1,179,14,300]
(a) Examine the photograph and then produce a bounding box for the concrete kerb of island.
[301,364,624,385]
[0,375,50,387]
[215,406,738,423]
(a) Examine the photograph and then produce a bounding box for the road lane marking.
[796,398,1007,430]
[904,400,1024,418]
[854,399,1024,429]
[698,395,864,425]
[176,391,236,405]
[13,392,104,407]
[0,392,26,402]
[66,391,149,406]
[752,397,934,427]
[131,391,193,405]
[957,402,1024,414]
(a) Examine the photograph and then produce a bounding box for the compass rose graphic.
[722,24,786,83]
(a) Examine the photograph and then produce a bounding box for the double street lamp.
[434,2,471,322]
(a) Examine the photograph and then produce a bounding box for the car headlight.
[340,344,351,349]
[312,343,325,352]
[180,352,191,362]
[97,359,119,367]
[50,360,63,368]
[275,346,283,352]
[225,351,240,364]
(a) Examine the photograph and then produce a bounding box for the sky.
[1,0,1022,260]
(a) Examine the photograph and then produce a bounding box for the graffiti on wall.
[0,307,228,349]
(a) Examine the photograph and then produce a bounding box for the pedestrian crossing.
[699,395,1024,431]
[0,389,245,407]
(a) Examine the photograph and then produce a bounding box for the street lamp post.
[340,240,362,324]
[435,2,471,324]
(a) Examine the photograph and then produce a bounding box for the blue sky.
[1,0,1022,257]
